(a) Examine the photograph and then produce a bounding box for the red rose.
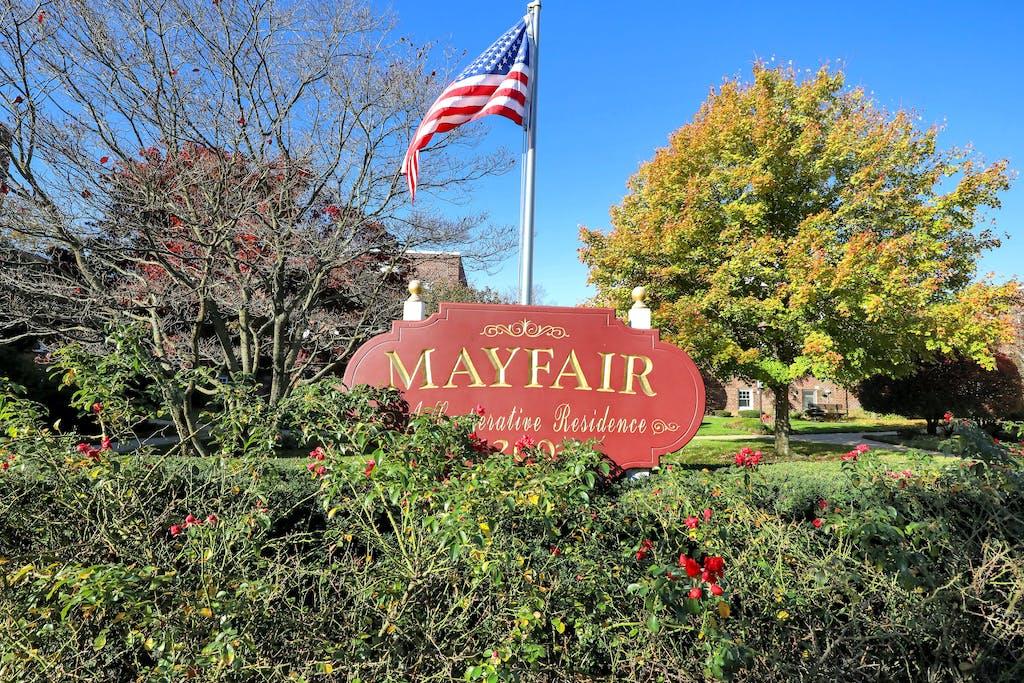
[702,555,725,583]
[734,447,763,468]
[684,516,700,529]
[205,514,218,524]
[678,555,701,578]
[92,402,103,414]
[473,404,486,416]
[703,508,713,521]
[710,584,724,597]
[812,518,823,528]
[514,435,536,451]
[364,459,376,477]
[169,524,183,536]
[703,556,725,574]
[818,499,828,510]
[100,437,112,452]
[688,587,703,600]
[184,514,200,527]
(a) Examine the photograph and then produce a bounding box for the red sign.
[343,303,705,469]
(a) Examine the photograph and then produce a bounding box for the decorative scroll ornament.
[651,419,680,435]
[481,318,569,339]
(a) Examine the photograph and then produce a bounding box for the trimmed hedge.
[2,384,1023,681]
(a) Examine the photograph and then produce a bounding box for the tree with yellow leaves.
[580,64,1019,456]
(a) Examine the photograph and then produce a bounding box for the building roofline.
[405,249,463,257]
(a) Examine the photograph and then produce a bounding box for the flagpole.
[518,1,541,305]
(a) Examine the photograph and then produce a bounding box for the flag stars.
[457,21,527,78]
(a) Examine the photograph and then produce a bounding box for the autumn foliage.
[580,64,1020,455]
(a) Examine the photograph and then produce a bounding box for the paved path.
[791,431,911,451]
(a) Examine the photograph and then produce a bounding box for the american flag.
[401,16,532,202]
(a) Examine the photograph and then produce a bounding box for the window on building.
[737,389,752,410]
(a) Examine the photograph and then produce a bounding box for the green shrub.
[737,409,761,419]
[713,410,732,417]
[2,382,1023,681]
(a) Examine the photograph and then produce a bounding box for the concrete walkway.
[792,431,912,451]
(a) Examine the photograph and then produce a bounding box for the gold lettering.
[482,347,520,387]
[597,352,616,393]
[443,347,486,388]
[551,349,592,390]
[526,348,554,388]
[386,349,437,389]
[552,403,571,431]
[621,354,656,396]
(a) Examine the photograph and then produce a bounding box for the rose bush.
[1,381,1022,681]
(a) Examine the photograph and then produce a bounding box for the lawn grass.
[666,437,952,470]
[696,414,924,437]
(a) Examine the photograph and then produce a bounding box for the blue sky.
[385,0,1024,305]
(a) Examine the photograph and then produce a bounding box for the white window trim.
[737,388,753,410]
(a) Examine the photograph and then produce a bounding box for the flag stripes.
[401,18,532,202]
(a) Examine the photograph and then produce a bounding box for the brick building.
[406,250,467,287]
[707,375,862,416]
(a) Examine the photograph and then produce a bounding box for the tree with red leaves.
[0,0,513,454]
[856,354,1024,434]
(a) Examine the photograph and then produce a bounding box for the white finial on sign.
[404,280,425,321]
[628,286,651,329]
